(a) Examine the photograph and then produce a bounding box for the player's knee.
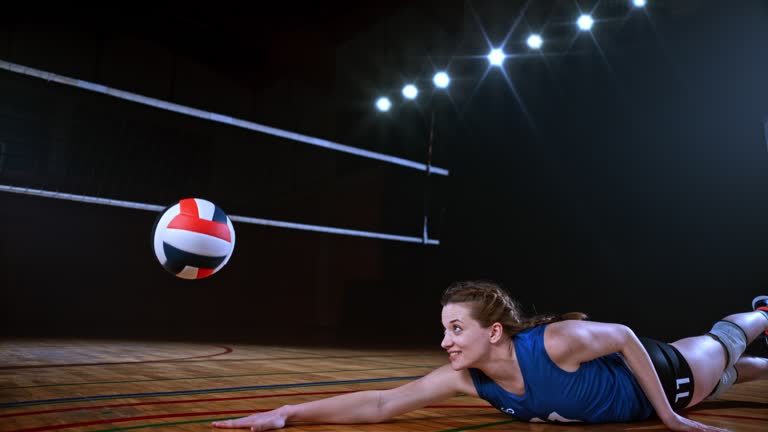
[706,320,748,370]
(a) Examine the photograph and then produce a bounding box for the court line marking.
[439,419,519,432]
[0,390,357,418]
[81,410,768,432]
[0,349,442,371]
[187,353,444,364]
[88,412,506,432]
[1,391,474,419]
[0,365,435,390]
[0,59,449,176]
[5,406,498,432]
[0,376,422,408]
[689,412,768,421]
[4,397,764,432]
[7,409,259,432]
[14,410,766,432]
[0,345,233,370]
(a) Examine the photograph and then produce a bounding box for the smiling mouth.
[449,351,461,360]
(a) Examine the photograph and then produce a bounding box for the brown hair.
[441,280,587,337]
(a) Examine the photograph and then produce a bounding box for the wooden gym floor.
[0,339,766,432]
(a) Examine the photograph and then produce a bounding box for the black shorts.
[639,337,695,410]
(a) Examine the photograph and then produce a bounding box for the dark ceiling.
[168,3,418,45]
[0,3,421,81]
[139,3,426,89]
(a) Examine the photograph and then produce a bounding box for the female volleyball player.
[213,280,768,432]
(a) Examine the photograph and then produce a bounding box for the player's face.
[440,303,491,370]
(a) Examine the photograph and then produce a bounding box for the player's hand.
[212,409,287,431]
[663,413,731,432]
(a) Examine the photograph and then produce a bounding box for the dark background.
[1,0,767,347]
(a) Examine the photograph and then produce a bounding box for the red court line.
[0,352,439,370]
[9,406,763,432]
[690,412,768,421]
[0,345,233,370]
[5,405,494,432]
[1,388,496,420]
[0,390,354,418]
[7,410,260,432]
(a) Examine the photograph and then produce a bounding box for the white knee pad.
[708,320,747,369]
[706,366,738,400]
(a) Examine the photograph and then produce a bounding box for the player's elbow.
[373,388,417,423]
[370,390,390,423]
[613,324,637,347]
[615,323,633,336]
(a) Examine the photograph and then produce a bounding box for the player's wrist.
[658,409,680,425]
[277,404,296,422]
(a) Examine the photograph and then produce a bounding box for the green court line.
[0,365,437,390]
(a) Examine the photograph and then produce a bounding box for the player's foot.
[753,295,768,335]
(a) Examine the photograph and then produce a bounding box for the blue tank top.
[468,325,654,423]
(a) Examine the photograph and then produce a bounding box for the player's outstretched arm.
[212,363,474,431]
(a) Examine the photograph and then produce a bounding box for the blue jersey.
[468,324,654,423]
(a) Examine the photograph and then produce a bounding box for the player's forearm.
[620,332,677,423]
[280,390,387,425]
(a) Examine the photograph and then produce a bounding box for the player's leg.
[670,301,768,406]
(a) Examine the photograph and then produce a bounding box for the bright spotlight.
[577,14,594,31]
[376,97,391,112]
[402,84,418,99]
[487,48,506,66]
[433,71,450,89]
[526,34,543,49]
[633,0,646,6]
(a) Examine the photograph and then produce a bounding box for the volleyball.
[151,198,236,280]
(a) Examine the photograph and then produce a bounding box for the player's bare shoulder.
[430,364,478,397]
[542,320,589,369]
[544,319,584,344]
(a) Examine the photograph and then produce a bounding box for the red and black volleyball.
[151,198,236,279]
